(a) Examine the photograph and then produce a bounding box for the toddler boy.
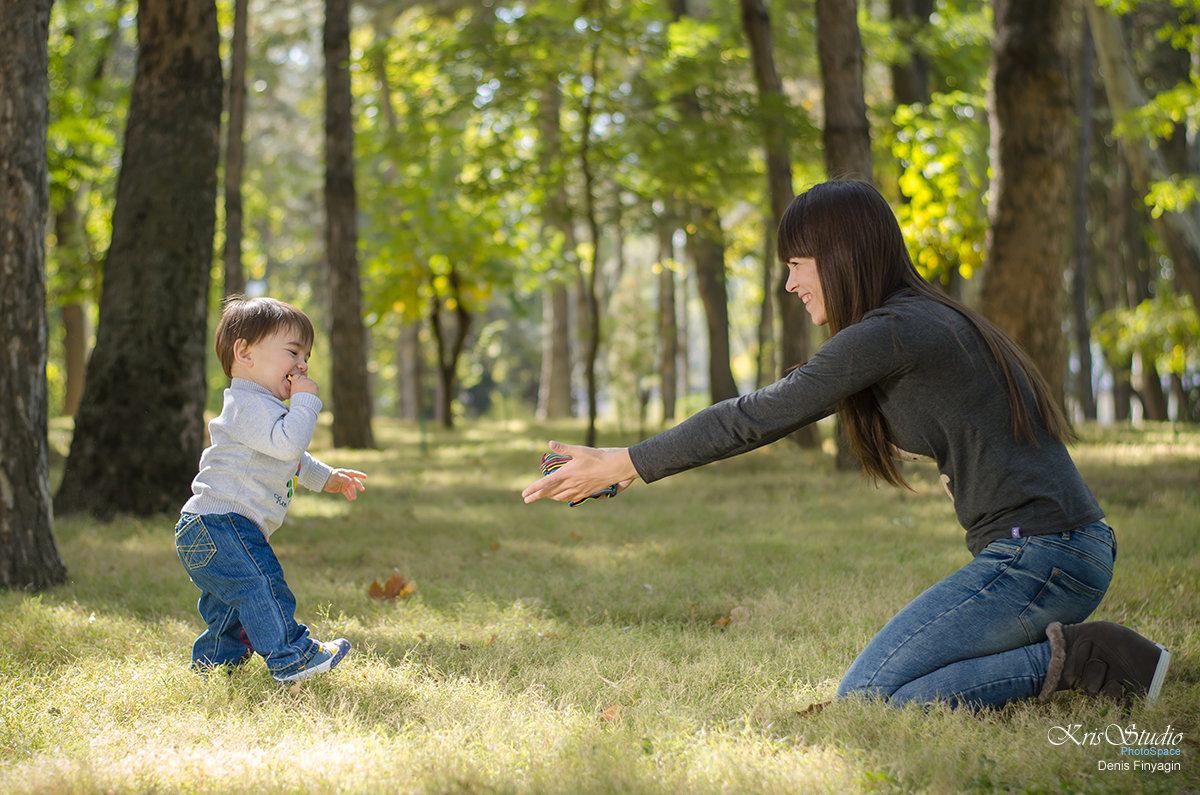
[175,296,366,682]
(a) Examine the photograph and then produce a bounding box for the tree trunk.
[536,80,573,421]
[672,0,737,407]
[817,0,873,182]
[816,0,872,469]
[429,270,471,429]
[325,0,374,448]
[657,220,678,424]
[0,0,67,590]
[222,0,248,297]
[53,195,89,418]
[981,0,1072,407]
[579,31,604,447]
[538,284,573,420]
[55,0,223,519]
[688,204,739,404]
[397,320,423,420]
[740,0,819,445]
[1086,0,1200,312]
[1070,18,1097,421]
[889,0,934,106]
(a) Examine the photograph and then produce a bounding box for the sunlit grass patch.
[5,420,1198,793]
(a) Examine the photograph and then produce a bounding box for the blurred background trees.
[19,0,1200,527]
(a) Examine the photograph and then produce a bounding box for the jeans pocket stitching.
[1017,567,1106,643]
[177,518,218,570]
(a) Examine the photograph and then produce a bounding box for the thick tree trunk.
[1086,0,1200,311]
[223,0,248,297]
[816,0,872,469]
[981,0,1072,406]
[740,0,819,445]
[325,0,374,448]
[0,0,66,590]
[55,0,223,518]
[816,0,873,182]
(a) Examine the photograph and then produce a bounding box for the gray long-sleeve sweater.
[182,378,334,538]
[628,290,1103,556]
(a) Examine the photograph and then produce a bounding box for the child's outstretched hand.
[324,469,367,501]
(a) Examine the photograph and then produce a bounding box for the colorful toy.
[540,452,619,507]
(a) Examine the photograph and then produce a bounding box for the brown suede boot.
[1039,621,1170,706]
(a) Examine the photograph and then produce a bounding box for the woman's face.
[785,257,827,326]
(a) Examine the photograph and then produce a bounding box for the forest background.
[3,0,1200,585]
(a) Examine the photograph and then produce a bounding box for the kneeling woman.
[522,180,1170,709]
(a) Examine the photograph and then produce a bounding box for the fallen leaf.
[600,704,624,722]
[368,570,417,601]
[798,701,830,718]
[490,542,500,551]
[486,634,498,647]
[714,616,731,628]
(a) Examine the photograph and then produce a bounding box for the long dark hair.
[777,180,1071,488]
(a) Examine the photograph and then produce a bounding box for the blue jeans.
[175,513,318,677]
[837,521,1115,708]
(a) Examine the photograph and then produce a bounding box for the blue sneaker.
[273,638,351,683]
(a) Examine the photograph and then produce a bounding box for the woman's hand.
[521,440,638,505]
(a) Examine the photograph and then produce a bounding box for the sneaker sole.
[1146,645,1170,705]
[274,641,351,683]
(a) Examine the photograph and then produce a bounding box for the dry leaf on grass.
[368,570,417,601]
[600,704,624,722]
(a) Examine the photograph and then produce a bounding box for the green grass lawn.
[3,419,1198,793]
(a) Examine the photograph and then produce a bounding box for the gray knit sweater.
[629,290,1103,556]
[182,378,334,538]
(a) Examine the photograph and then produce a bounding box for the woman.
[522,180,1170,709]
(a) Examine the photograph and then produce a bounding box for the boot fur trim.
[1039,621,1066,702]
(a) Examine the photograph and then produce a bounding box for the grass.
[3,418,1198,793]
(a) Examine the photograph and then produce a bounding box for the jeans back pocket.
[175,515,217,571]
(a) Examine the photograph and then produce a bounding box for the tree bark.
[888,0,934,106]
[657,220,678,424]
[816,0,873,182]
[672,0,737,407]
[687,204,739,404]
[0,0,67,590]
[536,80,573,421]
[1086,0,1200,314]
[981,0,1072,406]
[816,0,872,469]
[325,0,375,448]
[223,0,248,297]
[740,0,819,445]
[1071,18,1097,420]
[55,0,223,518]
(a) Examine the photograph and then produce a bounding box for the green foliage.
[1093,284,1200,377]
[891,92,989,285]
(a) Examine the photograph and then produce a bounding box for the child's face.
[232,327,312,401]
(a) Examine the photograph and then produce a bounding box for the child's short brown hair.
[214,296,315,379]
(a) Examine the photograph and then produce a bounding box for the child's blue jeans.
[175,512,318,678]
[837,520,1115,708]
